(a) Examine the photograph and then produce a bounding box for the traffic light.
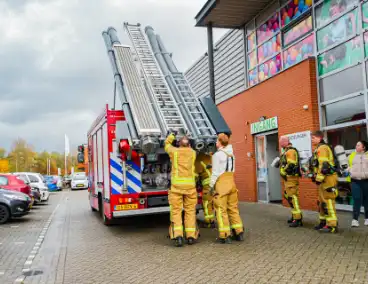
[77,145,85,163]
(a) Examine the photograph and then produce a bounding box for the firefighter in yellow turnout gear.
[210,133,244,244]
[311,131,338,233]
[279,136,303,228]
[195,153,215,227]
[165,133,199,247]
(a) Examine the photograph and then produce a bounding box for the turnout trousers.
[168,189,199,239]
[202,185,215,224]
[284,177,302,220]
[318,174,338,228]
[213,172,244,239]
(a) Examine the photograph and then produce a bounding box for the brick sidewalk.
[21,190,368,284]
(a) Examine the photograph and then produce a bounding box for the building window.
[258,54,282,82]
[363,1,368,29]
[247,32,256,51]
[315,0,358,29]
[316,9,358,52]
[327,124,367,151]
[248,50,257,70]
[281,0,313,27]
[256,12,280,45]
[319,65,364,102]
[324,95,366,126]
[257,34,281,64]
[317,36,362,76]
[283,34,315,68]
[283,16,313,47]
[364,31,368,58]
[248,68,258,87]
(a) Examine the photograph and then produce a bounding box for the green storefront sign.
[251,117,278,134]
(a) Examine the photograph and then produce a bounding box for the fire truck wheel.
[101,201,112,226]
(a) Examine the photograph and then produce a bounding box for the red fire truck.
[87,106,204,225]
[91,25,230,225]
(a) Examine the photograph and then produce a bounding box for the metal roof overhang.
[195,0,274,29]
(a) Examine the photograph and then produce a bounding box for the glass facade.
[244,0,368,207]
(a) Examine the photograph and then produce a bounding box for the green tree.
[7,138,36,172]
[0,148,6,159]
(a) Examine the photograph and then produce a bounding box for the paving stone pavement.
[0,192,63,284]
[3,189,368,284]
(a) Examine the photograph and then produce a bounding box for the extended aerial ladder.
[102,23,230,154]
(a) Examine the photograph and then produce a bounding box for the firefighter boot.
[314,220,326,230]
[231,229,244,241]
[187,237,195,245]
[175,237,184,247]
[287,216,294,224]
[218,237,232,244]
[320,226,337,234]
[289,219,303,228]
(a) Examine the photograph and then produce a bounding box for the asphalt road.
[1,189,368,284]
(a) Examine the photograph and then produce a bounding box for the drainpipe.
[207,22,215,103]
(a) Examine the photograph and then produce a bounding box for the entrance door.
[266,134,282,202]
[255,132,282,203]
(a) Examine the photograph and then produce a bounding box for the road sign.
[0,159,9,173]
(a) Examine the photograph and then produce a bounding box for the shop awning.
[195,0,274,29]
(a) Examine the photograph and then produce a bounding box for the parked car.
[63,175,72,188]
[0,189,32,224]
[13,172,50,203]
[71,174,89,190]
[44,175,62,191]
[0,174,34,206]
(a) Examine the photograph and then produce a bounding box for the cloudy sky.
[0,0,227,153]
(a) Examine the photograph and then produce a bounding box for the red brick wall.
[218,59,320,211]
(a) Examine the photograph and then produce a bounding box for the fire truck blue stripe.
[111,188,120,195]
[110,159,122,171]
[126,171,141,187]
[128,186,137,194]
[128,161,141,173]
[111,173,123,186]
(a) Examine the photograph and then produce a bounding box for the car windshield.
[73,176,86,181]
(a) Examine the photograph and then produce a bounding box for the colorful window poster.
[283,16,313,47]
[248,68,258,87]
[247,32,256,51]
[256,12,280,45]
[281,0,313,27]
[248,50,257,70]
[317,36,362,76]
[257,34,281,64]
[317,9,358,51]
[363,1,368,29]
[284,34,315,68]
[258,54,282,82]
[315,0,358,28]
[364,32,368,58]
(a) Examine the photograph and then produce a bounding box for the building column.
[207,22,215,103]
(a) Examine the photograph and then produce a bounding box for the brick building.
[186,0,368,212]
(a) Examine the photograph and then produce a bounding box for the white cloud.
[0,0,228,153]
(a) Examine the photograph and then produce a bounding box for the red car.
[0,174,33,206]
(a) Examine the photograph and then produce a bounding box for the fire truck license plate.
[115,204,138,210]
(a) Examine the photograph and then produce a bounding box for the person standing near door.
[348,140,368,227]
[195,152,215,228]
[279,136,303,228]
[210,133,244,244]
[310,131,338,233]
[165,132,199,247]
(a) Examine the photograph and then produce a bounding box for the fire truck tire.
[101,198,112,226]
